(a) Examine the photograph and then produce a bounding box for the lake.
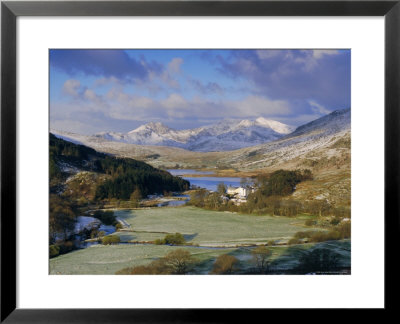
[167,169,245,191]
[167,169,214,176]
[157,194,190,207]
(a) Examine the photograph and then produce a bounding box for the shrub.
[330,217,341,226]
[290,223,351,244]
[116,249,195,275]
[163,233,186,245]
[116,260,170,275]
[311,231,341,242]
[90,228,99,239]
[288,238,301,245]
[267,240,275,246]
[102,235,121,245]
[211,254,239,274]
[294,231,317,239]
[57,241,75,254]
[154,239,164,245]
[115,223,123,231]
[305,219,317,226]
[337,222,351,238]
[49,245,60,258]
[115,267,135,275]
[163,249,194,274]
[129,265,157,275]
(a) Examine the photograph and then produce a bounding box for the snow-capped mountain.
[219,108,351,170]
[94,118,295,152]
[289,108,350,137]
[50,108,351,173]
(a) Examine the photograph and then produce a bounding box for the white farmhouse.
[227,186,250,198]
[227,186,238,195]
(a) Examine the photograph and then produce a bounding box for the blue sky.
[50,49,350,134]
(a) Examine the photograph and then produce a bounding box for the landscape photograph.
[49,49,351,275]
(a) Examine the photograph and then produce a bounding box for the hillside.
[50,133,190,200]
[217,108,351,171]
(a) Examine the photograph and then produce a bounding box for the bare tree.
[252,246,271,272]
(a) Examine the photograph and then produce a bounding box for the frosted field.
[49,206,349,275]
[49,244,234,275]
[49,240,350,275]
[114,206,320,247]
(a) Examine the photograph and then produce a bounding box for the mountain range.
[50,107,351,207]
[93,117,296,152]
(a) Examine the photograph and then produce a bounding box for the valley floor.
[49,206,350,275]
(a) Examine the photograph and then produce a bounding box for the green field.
[114,206,321,247]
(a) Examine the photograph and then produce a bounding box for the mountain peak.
[255,117,294,134]
[129,121,172,134]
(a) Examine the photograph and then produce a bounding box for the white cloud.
[312,50,339,59]
[229,95,291,117]
[92,76,121,87]
[161,93,188,109]
[255,50,281,60]
[50,118,101,135]
[62,79,81,97]
[238,58,258,74]
[276,113,323,127]
[83,89,98,101]
[167,57,184,74]
[293,50,340,72]
[309,100,331,115]
[53,83,294,130]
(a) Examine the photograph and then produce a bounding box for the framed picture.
[1,0,398,321]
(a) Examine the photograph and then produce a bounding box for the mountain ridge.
[51,108,350,173]
[92,117,295,152]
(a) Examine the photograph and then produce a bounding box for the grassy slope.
[292,169,351,207]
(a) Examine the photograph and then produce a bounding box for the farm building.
[227,186,250,198]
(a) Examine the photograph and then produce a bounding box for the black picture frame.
[1,0,399,322]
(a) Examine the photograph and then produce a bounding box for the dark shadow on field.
[189,249,239,275]
[187,241,351,275]
[118,209,136,219]
[184,233,198,241]
[267,240,351,274]
[190,257,216,275]
[189,248,254,275]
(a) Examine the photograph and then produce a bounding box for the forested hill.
[50,133,190,199]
